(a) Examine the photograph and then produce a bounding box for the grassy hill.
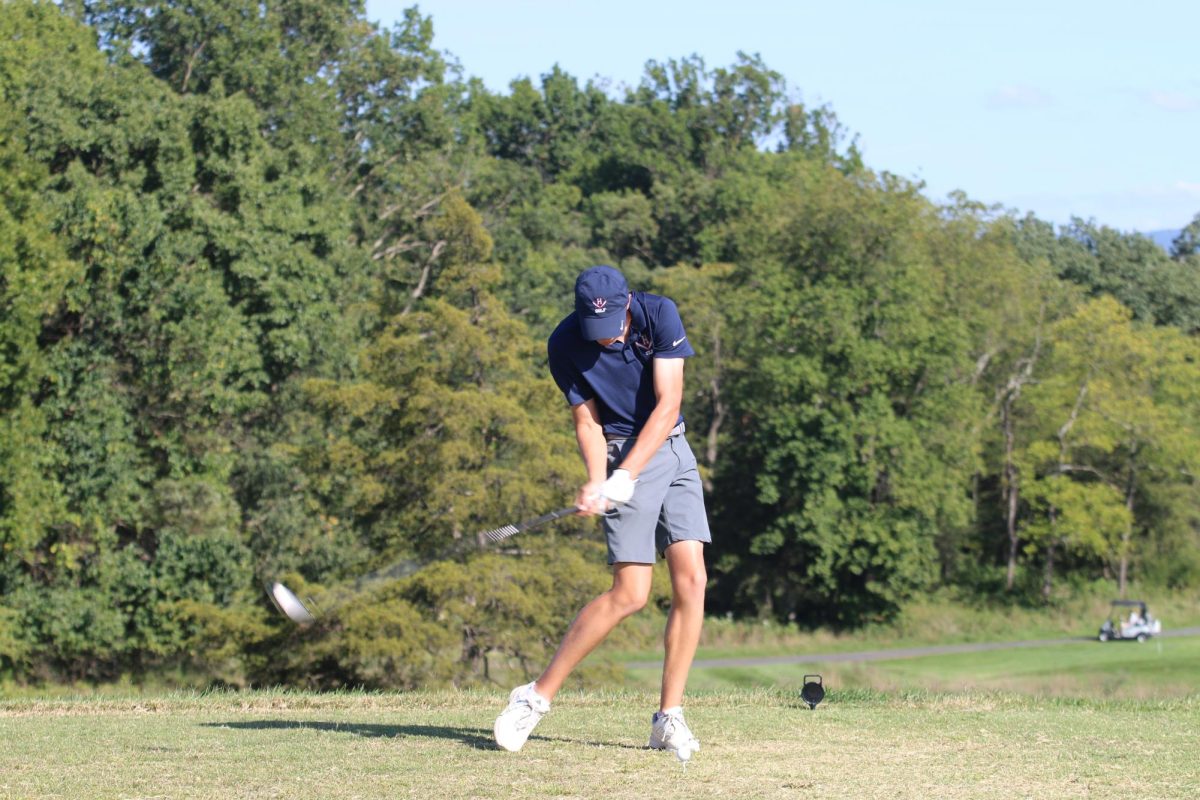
[626,632,1200,699]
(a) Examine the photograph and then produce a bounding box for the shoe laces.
[660,711,695,744]
[511,687,548,723]
[511,702,538,727]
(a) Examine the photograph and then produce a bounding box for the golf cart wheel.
[1098,632,1109,642]
[1136,633,1147,643]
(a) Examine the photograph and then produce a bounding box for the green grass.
[2,689,1198,799]
[626,636,1200,700]
[604,587,1200,664]
[5,590,1198,797]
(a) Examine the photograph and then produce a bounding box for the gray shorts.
[603,433,712,564]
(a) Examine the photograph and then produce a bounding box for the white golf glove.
[601,469,636,505]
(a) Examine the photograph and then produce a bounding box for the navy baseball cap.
[574,265,630,340]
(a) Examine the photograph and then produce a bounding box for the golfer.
[494,265,711,759]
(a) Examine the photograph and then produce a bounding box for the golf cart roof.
[1110,599,1148,607]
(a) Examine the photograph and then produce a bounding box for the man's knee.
[667,545,707,601]
[672,568,706,601]
[609,563,653,616]
[608,586,650,616]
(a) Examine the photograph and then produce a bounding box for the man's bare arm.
[572,399,610,514]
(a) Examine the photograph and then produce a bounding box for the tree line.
[1,1,1197,688]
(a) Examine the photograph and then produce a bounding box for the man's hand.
[601,469,636,504]
[575,480,608,516]
[574,470,637,516]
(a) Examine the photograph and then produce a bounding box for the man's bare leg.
[660,540,706,711]
[534,562,653,701]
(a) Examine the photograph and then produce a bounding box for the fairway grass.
[628,635,1200,700]
[2,689,1197,799]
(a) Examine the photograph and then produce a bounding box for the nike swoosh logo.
[672,337,686,347]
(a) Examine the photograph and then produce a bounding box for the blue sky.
[365,0,1199,233]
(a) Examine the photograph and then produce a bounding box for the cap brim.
[579,312,625,340]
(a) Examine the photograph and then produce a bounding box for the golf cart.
[1097,600,1162,642]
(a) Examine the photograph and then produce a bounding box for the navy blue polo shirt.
[547,291,694,437]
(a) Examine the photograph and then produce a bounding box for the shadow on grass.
[201,720,644,750]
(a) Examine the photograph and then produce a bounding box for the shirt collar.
[627,292,647,335]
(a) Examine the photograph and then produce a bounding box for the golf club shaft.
[268,503,581,622]
[347,504,578,582]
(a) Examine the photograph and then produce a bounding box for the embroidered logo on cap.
[592,297,607,314]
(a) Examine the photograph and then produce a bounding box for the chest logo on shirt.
[634,331,654,355]
[592,297,607,314]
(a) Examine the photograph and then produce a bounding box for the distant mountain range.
[1145,229,1181,252]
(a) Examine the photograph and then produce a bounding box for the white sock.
[659,705,683,718]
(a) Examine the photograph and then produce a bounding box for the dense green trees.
[1,1,1196,686]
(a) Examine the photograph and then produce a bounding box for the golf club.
[267,504,581,624]
[480,505,578,542]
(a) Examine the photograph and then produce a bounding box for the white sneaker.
[494,682,550,752]
[648,708,701,760]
